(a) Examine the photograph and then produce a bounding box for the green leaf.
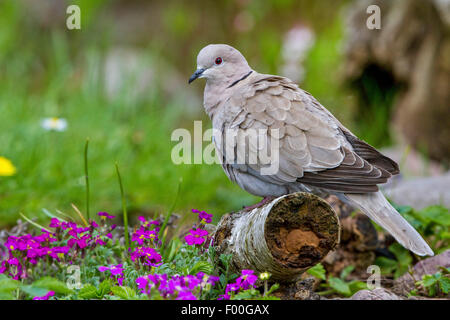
[421,274,438,287]
[232,289,260,300]
[0,278,20,293]
[190,261,213,275]
[111,286,137,300]
[348,280,367,294]
[20,285,49,298]
[307,263,326,280]
[267,283,280,295]
[33,276,73,294]
[0,292,15,299]
[419,206,450,226]
[97,279,112,298]
[438,276,450,294]
[78,284,98,299]
[340,265,355,280]
[389,243,412,265]
[374,257,397,274]
[328,277,351,296]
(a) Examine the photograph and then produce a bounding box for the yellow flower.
[0,156,16,176]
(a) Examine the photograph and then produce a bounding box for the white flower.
[41,117,68,132]
[281,25,315,83]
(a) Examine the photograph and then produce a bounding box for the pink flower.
[129,247,162,267]
[33,291,55,300]
[185,229,208,246]
[131,229,158,245]
[236,269,258,290]
[192,209,213,224]
[98,212,115,219]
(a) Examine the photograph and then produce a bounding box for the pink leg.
[243,196,276,211]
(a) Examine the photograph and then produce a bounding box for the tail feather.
[345,191,434,256]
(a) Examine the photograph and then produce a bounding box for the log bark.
[213,192,340,282]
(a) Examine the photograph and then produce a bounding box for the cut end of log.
[213,192,341,282]
[265,193,340,270]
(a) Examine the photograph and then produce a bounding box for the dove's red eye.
[215,57,222,65]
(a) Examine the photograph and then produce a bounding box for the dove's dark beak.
[188,68,205,84]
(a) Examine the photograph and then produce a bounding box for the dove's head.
[189,44,251,85]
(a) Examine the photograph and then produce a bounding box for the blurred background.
[0,0,449,227]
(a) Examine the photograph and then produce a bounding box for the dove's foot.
[243,196,276,211]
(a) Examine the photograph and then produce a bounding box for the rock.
[350,288,403,300]
[382,171,450,210]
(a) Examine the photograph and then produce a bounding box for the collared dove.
[189,44,433,256]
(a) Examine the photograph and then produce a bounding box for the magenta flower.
[33,291,55,300]
[67,234,90,249]
[131,229,158,245]
[176,290,198,300]
[98,212,115,219]
[99,264,124,286]
[136,272,218,300]
[192,209,213,224]
[49,218,62,228]
[236,269,258,290]
[90,220,99,228]
[130,247,162,267]
[99,264,124,276]
[138,216,160,228]
[185,228,208,245]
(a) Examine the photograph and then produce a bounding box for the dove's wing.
[222,74,394,194]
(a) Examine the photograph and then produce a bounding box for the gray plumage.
[189,44,433,256]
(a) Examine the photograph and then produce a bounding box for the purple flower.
[33,291,55,300]
[236,269,258,290]
[185,228,208,246]
[67,234,90,249]
[176,290,197,300]
[98,212,115,219]
[99,264,124,286]
[90,220,99,228]
[218,293,230,300]
[98,264,124,276]
[49,218,62,228]
[192,209,213,224]
[131,229,158,245]
[130,247,162,267]
[138,216,160,228]
[135,272,217,299]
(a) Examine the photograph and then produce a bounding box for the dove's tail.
[344,191,434,256]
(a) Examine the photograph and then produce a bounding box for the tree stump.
[213,192,340,282]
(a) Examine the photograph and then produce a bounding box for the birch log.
[213,192,340,282]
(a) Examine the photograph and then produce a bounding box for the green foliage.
[78,279,111,299]
[308,263,367,297]
[415,267,450,297]
[232,286,280,301]
[0,274,73,300]
[375,243,413,279]
[306,263,326,280]
[110,286,138,300]
[0,274,20,299]
[394,204,450,253]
